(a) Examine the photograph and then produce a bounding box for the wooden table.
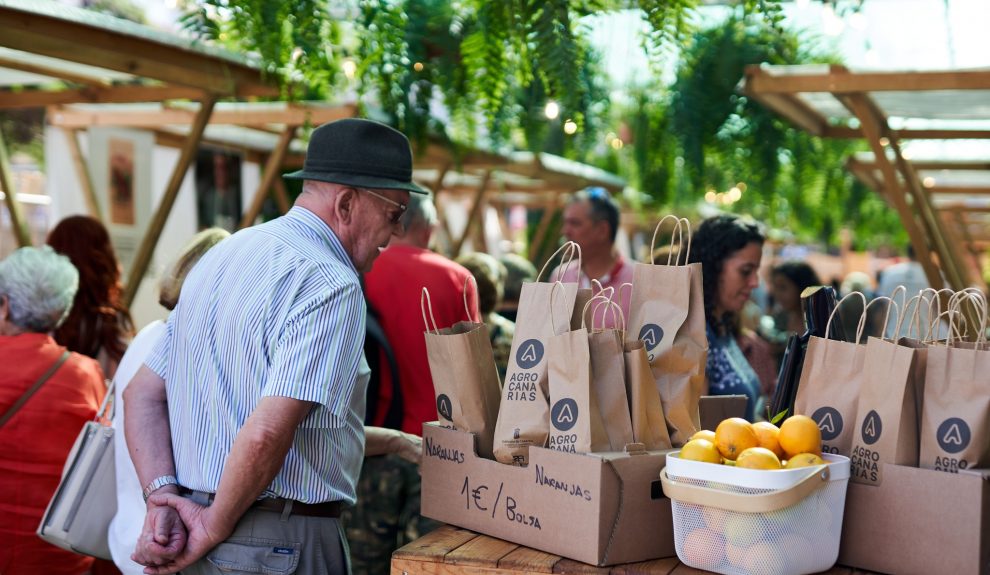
[391,525,877,575]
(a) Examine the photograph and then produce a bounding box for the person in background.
[876,244,933,338]
[108,228,229,575]
[125,118,424,575]
[551,187,633,326]
[769,261,821,338]
[47,215,134,379]
[0,246,106,575]
[351,191,473,575]
[497,253,537,322]
[689,214,766,422]
[457,251,515,381]
[838,270,878,343]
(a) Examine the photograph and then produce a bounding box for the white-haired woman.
[0,246,106,575]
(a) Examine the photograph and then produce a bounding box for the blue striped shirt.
[145,207,369,505]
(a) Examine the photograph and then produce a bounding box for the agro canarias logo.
[638,324,664,351]
[936,417,971,454]
[516,339,544,369]
[551,398,578,432]
[812,406,843,441]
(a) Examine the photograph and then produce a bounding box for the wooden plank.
[743,65,990,94]
[826,126,990,140]
[609,557,679,575]
[392,525,480,562]
[445,535,520,567]
[0,85,207,110]
[746,92,828,136]
[0,126,31,247]
[452,170,492,256]
[49,104,357,129]
[61,127,101,220]
[666,565,711,575]
[239,125,296,229]
[271,177,292,215]
[497,547,561,573]
[552,559,611,574]
[528,197,561,262]
[928,186,990,195]
[0,55,108,87]
[0,7,275,97]
[123,95,215,307]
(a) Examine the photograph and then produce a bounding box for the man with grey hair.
[355,191,477,574]
[1,246,107,575]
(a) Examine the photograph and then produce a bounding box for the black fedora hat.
[284,118,427,194]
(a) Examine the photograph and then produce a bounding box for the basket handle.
[659,464,830,514]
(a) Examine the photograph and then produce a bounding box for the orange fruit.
[751,421,785,459]
[735,447,782,470]
[691,429,717,443]
[784,452,826,469]
[714,417,759,461]
[680,439,722,464]
[778,415,822,459]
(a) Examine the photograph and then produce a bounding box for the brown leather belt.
[178,487,342,519]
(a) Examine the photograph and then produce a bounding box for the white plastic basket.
[660,452,851,575]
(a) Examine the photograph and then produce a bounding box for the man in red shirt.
[351,191,478,574]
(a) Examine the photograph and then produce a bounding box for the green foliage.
[83,0,147,24]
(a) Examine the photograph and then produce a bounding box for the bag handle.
[659,464,831,513]
[548,280,573,336]
[948,289,988,344]
[462,274,479,322]
[937,309,968,346]
[583,294,626,332]
[649,216,683,265]
[921,288,955,341]
[0,350,70,429]
[857,296,898,343]
[421,287,439,334]
[96,378,116,422]
[537,241,581,283]
[894,293,923,340]
[825,291,866,340]
[678,217,693,264]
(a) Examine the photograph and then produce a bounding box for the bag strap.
[0,350,70,429]
[659,464,830,514]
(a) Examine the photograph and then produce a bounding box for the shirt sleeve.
[144,316,174,378]
[264,281,366,427]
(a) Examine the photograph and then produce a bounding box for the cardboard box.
[839,463,990,575]
[420,423,675,566]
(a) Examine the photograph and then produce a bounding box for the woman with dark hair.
[47,215,134,379]
[770,260,821,337]
[688,214,766,421]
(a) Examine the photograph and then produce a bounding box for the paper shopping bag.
[493,243,581,465]
[423,282,502,459]
[623,340,672,450]
[584,294,634,451]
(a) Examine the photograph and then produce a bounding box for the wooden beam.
[840,94,946,291]
[528,198,560,261]
[123,96,216,307]
[742,89,828,136]
[0,55,109,87]
[152,129,266,164]
[452,170,492,256]
[0,128,31,246]
[0,85,207,109]
[744,64,990,94]
[936,205,990,214]
[927,186,990,195]
[239,126,296,229]
[61,127,101,220]
[826,126,990,139]
[271,177,292,215]
[0,6,276,97]
[49,104,358,129]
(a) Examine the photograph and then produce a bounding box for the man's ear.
[336,187,358,225]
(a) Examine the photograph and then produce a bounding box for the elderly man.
[0,246,105,575]
[552,187,632,326]
[125,119,426,575]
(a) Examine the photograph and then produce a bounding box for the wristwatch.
[142,475,179,502]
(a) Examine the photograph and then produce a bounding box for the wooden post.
[123,96,216,307]
[238,125,296,229]
[528,196,560,261]
[452,170,492,256]
[430,164,452,255]
[0,127,31,247]
[271,178,292,215]
[62,127,102,220]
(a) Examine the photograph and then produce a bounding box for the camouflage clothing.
[342,455,439,575]
[486,312,515,382]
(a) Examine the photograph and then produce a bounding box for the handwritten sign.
[461,476,542,530]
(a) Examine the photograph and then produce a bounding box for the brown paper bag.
[422,281,502,459]
[585,295,634,451]
[795,292,883,456]
[624,340,672,450]
[628,216,707,446]
[493,242,581,465]
[920,292,990,472]
[849,335,926,485]
[547,287,610,453]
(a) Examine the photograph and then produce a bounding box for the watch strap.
[142,474,179,502]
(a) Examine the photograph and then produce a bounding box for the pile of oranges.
[680,415,825,469]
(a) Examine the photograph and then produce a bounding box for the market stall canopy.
[44,100,626,300]
[740,63,990,293]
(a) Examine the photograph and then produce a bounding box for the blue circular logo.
[550,398,579,432]
[812,407,843,441]
[515,339,544,369]
[861,410,882,445]
[936,417,971,454]
[638,324,665,351]
[436,394,453,421]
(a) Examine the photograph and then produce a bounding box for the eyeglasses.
[357,188,407,226]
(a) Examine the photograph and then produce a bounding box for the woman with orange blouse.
[0,246,106,575]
